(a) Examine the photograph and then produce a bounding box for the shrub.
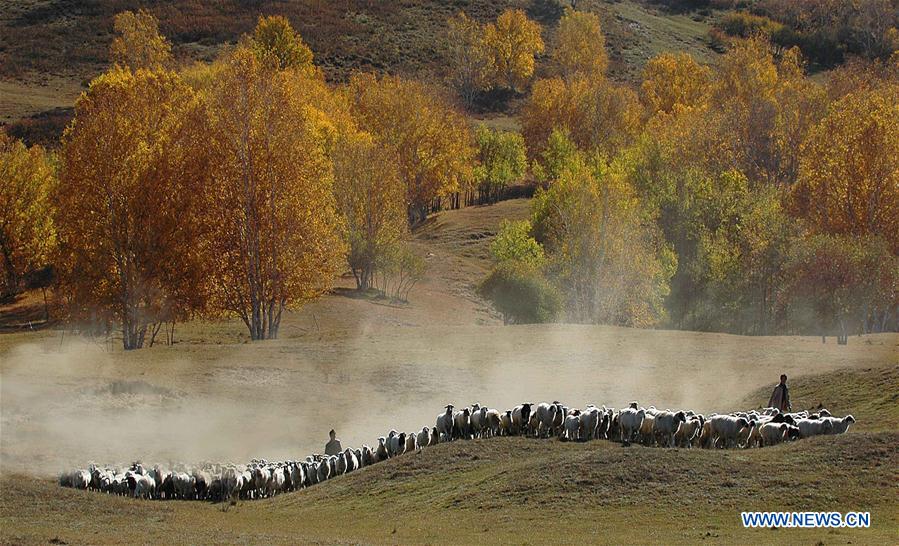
[478,261,561,324]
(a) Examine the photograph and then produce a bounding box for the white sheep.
[562,413,580,442]
[796,418,834,438]
[618,407,645,444]
[707,415,751,448]
[417,427,430,449]
[652,411,687,448]
[823,415,855,434]
[578,407,600,441]
[453,407,472,440]
[534,402,556,438]
[758,422,788,446]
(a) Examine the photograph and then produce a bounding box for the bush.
[478,262,561,324]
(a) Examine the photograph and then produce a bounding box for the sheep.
[551,403,565,435]
[511,404,532,436]
[484,409,502,437]
[405,432,417,453]
[417,427,430,449]
[376,437,389,462]
[707,415,751,449]
[193,470,211,499]
[562,413,580,442]
[499,410,513,436]
[361,445,375,466]
[823,415,855,434]
[336,452,348,475]
[652,411,687,448]
[596,408,612,440]
[453,407,472,440]
[289,462,305,490]
[534,402,557,438]
[758,422,789,446]
[71,469,91,490]
[386,430,399,457]
[394,433,407,456]
[577,407,598,441]
[674,416,703,448]
[436,405,455,442]
[270,466,287,493]
[736,420,757,448]
[470,405,487,438]
[430,426,440,445]
[796,418,834,438]
[618,407,645,444]
[638,414,656,446]
[316,459,330,483]
[133,474,156,500]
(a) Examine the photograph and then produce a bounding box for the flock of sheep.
[59,400,855,502]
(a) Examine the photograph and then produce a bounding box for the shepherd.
[768,374,792,412]
[325,429,342,456]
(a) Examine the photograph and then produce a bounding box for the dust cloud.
[1,323,885,476]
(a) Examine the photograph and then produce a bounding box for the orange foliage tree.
[56,68,209,349]
[347,73,476,223]
[791,82,899,254]
[202,46,346,340]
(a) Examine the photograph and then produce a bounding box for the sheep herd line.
[58,401,856,502]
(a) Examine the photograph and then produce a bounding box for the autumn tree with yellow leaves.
[640,52,712,116]
[446,12,491,107]
[347,73,476,223]
[522,76,642,159]
[552,9,608,79]
[791,82,899,254]
[247,15,316,73]
[109,9,173,70]
[202,45,346,340]
[483,9,544,92]
[333,132,407,290]
[56,68,209,349]
[0,131,56,296]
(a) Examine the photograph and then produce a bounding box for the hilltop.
[0,0,719,145]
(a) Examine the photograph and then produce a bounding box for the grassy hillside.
[739,365,899,432]
[2,418,896,544]
[0,1,720,146]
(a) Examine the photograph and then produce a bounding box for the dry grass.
[1,431,896,544]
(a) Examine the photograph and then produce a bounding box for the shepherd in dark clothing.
[325,429,342,456]
[768,374,791,412]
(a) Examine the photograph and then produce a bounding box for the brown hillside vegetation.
[0,1,719,145]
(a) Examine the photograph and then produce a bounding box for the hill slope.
[2,428,896,544]
[1,1,720,145]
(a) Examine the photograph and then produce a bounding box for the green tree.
[490,219,545,268]
[532,154,673,326]
[474,125,527,203]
